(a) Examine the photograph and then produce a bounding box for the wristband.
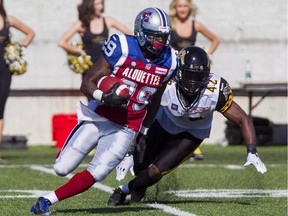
[92,89,103,101]
[139,126,149,135]
[247,144,257,154]
[127,145,135,155]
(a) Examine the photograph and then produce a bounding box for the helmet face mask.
[145,33,170,55]
[177,68,210,96]
[176,46,211,96]
[134,8,172,58]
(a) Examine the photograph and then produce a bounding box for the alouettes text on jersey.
[95,33,178,131]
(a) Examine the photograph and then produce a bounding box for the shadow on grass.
[56,199,251,215]
[56,206,153,214]
[0,155,21,160]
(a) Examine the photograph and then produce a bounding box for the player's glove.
[244,144,267,174]
[135,127,149,164]
[116,151,135,181]
[101,83,129,107]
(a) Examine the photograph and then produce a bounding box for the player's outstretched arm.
[223,101,267,174]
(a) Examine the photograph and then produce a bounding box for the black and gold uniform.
[134,75,233,175]
[170,20,197,51]
[81,17,108,78]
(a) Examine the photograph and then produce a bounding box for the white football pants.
[54,102,135,181]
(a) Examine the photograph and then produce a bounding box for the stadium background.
[3,0,287,145]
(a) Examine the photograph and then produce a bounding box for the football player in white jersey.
[30,7,178,215]
[108,45,267,205]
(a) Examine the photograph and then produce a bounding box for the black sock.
[130,169,162,202]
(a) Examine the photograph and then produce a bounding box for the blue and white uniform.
[55,33,178,181]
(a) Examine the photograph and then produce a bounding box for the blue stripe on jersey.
[154,7,167,27]
[114,34,128,68]
[102,34,128,67]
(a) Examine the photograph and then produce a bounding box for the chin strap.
[176,84,200,110]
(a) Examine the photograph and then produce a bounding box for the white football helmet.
[134,7,171,57]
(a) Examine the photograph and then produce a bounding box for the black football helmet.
[176,46,211,96]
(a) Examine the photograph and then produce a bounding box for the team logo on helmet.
[179,49,186,65]
[141,12,152,23]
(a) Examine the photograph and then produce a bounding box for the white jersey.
[156,73,233,140]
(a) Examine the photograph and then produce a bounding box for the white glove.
[116,154,135,181]
[244,152,267,174]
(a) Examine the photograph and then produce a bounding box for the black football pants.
[133,120,203,176]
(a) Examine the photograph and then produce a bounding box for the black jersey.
[170,20,197,51]
[81,17,109,64]
[0,19,11,119]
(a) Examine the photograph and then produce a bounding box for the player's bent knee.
[148,164,162,179]
[54,163,70,177]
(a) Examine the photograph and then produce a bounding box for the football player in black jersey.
[108,46,267,205]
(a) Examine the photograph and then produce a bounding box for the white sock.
[44,191,59,205]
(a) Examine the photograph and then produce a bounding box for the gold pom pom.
[67,42,93,74]
[4,41,28,75]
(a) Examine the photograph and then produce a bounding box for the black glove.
[101,82,129,107]
[135,133,147,164]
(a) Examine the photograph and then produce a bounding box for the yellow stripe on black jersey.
[216,78,233,113]
[220,93,233,113]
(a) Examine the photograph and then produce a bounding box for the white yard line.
[166,189,288,198]
[179,164,286,169]
[29,165,197,216]
[0,190,52,198]
[147,203,197,216]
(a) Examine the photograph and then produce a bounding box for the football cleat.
[107,187,127,206]
[189,153,205,161]
[190,147,205,160]
[30,197,51,215]
[130,188,147,203]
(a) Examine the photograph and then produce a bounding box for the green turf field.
[0,145,287,216]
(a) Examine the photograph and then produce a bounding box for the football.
[96,76,129,97]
